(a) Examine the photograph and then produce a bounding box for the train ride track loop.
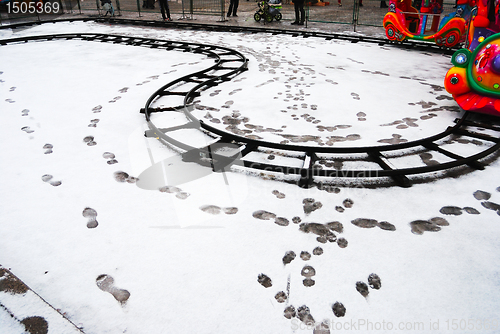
[1,22,499,188]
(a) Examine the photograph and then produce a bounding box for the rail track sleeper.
[460,119,500,132]
[298,152,318,188]
[367,151,412,187]
[144,123,198,137]
[453,128,500,143]
[158,91,200,97]
[423,142,485,170]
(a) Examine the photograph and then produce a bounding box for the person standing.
[292,0,305,25]
[159,0,172,21]
[227,0,239,16]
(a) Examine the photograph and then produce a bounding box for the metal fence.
[0,0,462,29]
[181,0,225,20]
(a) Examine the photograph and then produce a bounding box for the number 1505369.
[7,1,60,14]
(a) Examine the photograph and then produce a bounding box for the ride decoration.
[383,0,474,47]
[445,0,500,115]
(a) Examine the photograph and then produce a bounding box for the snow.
[0,20,500,334]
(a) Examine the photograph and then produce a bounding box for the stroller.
[254,0,282,22]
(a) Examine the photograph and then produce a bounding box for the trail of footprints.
[199,205,238,215]
[259,246,382,330]
[408,188,500,234]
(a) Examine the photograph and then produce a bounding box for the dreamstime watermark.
[291,318,500,332]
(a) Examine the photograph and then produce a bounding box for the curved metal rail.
[1,28,498,188]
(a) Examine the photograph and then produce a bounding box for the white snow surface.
[0,21,499,334]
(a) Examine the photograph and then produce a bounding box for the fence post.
[305,3,309,28]
[66,0,73,13]
[352,0,359,31]
[219,0,225,22]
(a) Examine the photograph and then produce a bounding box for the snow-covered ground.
[1,21,500,334]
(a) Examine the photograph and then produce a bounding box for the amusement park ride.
[444,0,500,115]
[383,0,475,47]
[383,0,500,116]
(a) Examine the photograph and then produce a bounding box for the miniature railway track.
[0,17,459,55]
[1,23,499,187]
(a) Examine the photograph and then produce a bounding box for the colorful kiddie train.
[445,0,500,115]
[383,0,474,47]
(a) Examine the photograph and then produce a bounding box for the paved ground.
[0,0,395,37]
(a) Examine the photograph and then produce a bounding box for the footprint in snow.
[420,152,439,166]
[118,87,129,93]
[83,136,97,146]
[378,134,408,144]
[300,251,311,261]
[88,119,99,128]
[272,190,286,199]
[21,126,34,134]
[43,144,53,154]
[297,305,315,326]
[21,109,29,116]
[103,152,118,165]
[303,198,322,215]
[257,273,272,288]
[368,273,382,289]
[356,281,369,297]
[41,174,61,187]
[209,90,221,97]
[439,206,480,215]
[351,218,396,231]
[284,306,296,319]
[96,274,130,304]
[200,205,238,214]
[283,251,296,265]
[275,291,287,303]
[473,190,491,200]
[21,316,48,334]
[357,111,366,121]
[410,217,449,235]
[83,207,98,228]
[114,171,138,184]
[92,105,102,113]
[252,210,276,220]
[332,302,346,317]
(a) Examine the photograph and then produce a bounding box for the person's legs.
[159,0,167,20]
[227,0,234,16]
[165,0,170,19]
[232,0,239,15]
[299,1,305,23]
[293,1,300,23]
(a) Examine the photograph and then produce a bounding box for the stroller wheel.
[254,12,262,21]
[264,14,273,22]
[275,12,282,21]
